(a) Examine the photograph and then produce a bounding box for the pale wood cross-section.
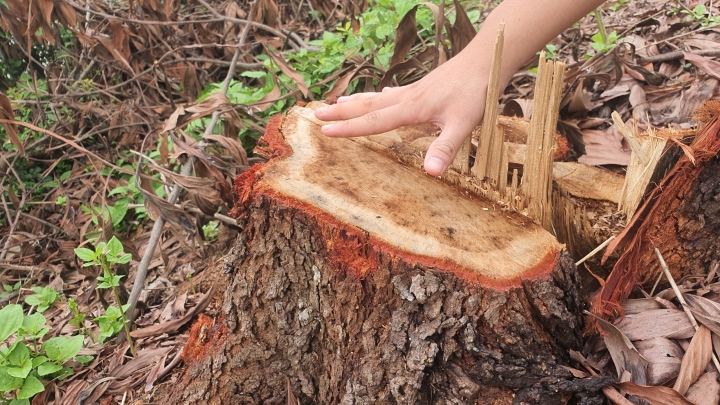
[282,106,562,283]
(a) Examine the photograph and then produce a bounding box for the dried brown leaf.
[683,53,720,81]
[389,5,418,67]
[685,371,720,405]
[203,134,249,166]
[253,70,282,112]
[674,325,713,395]
[684,297,720,336]
[286,377,298,405]
[577,128,631,166]
[130,283,217,338]
[139,175,195,232]
[616,381,694,405]
[266,47,310,98]
[144,349,169,392]
[615,309,695,341]
[162,93,231,133]
[592,314,649,384]
[448,0,476,55]
[635,337,683,385]
[622,298,663,315]
[0,93,23,155]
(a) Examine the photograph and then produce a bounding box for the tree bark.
[594,101,720,319]
[167,106,604,404]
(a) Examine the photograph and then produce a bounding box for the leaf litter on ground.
[2,0,720,403]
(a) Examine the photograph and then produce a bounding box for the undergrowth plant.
[0,305,89,405]
[74,236,136,357]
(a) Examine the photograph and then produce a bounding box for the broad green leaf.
[107,236,123,257]
[21,313,46,336]
[7,342,30,367]
[73,247,96,262]
[114,253,132,264]
[37,361,63,376]
[0,366,23,391]
[17,374,44,399]
[0,304,23,343]
[42,335,84,362]
[10,398,31,405]
[31,356,48,368]
[23,295,42,306]
[7,362,31,378]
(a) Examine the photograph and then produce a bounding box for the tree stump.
[170,106,594,404]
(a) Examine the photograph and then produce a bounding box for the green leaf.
[7,362,32,378]
[0,366,23,391]
[240,71,266,78]
[75,355,94,365]
[7,342,30,367]
[10,399,31,405]
[0,304,23,343]
[114,253,132,264]
[31,356,48,368]
[17,374,44,399]
[107,236,123,257]
[37,361,64,376]
[21,313,46,336]
[74,247,96,262]
[42,335,84,362]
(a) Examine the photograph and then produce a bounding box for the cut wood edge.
[239,106,565,289]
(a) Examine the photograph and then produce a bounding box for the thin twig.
[655,248,720,373]
[575,235,615,266]
[124,0,259,322]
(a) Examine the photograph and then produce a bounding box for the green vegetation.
[74,236,136,356]
[681,4,720,27]
[0,304,87,404]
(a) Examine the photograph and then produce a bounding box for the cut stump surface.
[170,106,595,404]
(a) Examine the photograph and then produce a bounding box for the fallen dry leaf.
[635,337,683,385]
[616,381,694,405]
[592,314,649,384]
[674,325,713,396]
[615,308,695,341]
[130,283,217,338]
[685,370,720,405]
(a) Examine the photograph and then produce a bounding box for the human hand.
[314,55,488,176]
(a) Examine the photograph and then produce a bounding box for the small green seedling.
[74,236,136,356]
[202,220,220,241]
[23,287,61,313]
[682,5,720,27]
[0,282,22,300]
[95,304,130,343]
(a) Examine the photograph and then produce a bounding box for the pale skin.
[315,0,608,176]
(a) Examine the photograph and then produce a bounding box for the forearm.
[460,0,607,86]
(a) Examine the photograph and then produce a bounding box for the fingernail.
[425,157,446,175]
[337,96,350,103]
[321,124,335,133]
[315,107,327,115]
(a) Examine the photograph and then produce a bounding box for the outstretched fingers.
[315,88,403,122]
[319,103,414,138]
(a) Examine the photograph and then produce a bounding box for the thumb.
[424,125,473,176]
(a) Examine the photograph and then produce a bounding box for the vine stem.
[593,8,607,44]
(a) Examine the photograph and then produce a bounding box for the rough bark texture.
[171,199,596,404]
[595,101,720,319]
[167,107,602,404]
